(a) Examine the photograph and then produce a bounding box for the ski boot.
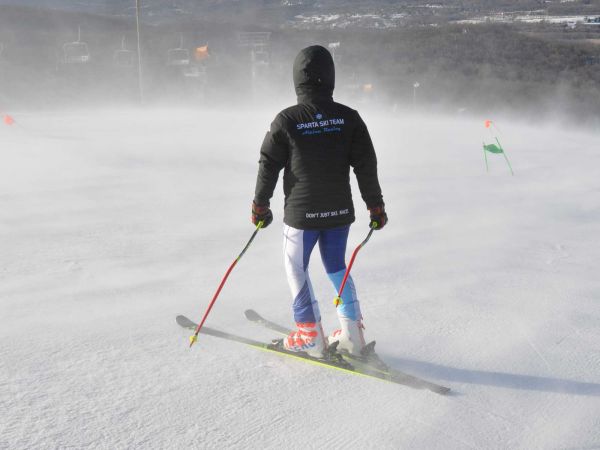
[328,317,366,356]
[283,321,327,358]
[329,317,389,370]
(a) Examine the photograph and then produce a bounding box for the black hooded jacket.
[254,45,383,230]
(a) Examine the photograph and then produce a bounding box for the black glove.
[251,201,273,228]
[368,204,388,230]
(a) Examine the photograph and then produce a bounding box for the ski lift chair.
[63,27,90,64]
[252,49,269,66]
[167,47,190,66]
[63,41,90,64]
[114,50,134,67]
[114,36,134,67]
[167,34,190,66]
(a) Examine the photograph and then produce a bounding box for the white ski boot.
[328,317,366,356]
[284,322,326,358]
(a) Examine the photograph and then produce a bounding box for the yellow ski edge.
[249,343,391,383]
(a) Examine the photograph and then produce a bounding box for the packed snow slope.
[1,108,599,449]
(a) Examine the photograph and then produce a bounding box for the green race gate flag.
[483,121,514,175]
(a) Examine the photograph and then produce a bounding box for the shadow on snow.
[387,356,600,396]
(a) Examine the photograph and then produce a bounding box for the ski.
[177,315,450,394]
[177,315,355,371]
[244,309,391,370]
[243,309,451,395]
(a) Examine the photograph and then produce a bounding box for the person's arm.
[252,115,289,226]
[349,112,387,229]
[349,112,383,209]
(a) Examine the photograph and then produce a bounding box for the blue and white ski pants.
[283,224,361,324]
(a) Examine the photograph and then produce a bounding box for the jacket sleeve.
[254,115,289,206]
[349,112,384,208]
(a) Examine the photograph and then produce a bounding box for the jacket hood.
[293,45,335,103]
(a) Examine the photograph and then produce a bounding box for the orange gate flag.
[194,46,209,61]
[3,114,15,126]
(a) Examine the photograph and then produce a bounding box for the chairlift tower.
[135,0,144,103]
[63,26,90,64]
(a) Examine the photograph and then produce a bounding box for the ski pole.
[333,223,376,307]
[189,221,264,348]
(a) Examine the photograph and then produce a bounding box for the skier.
[251,45,387,358]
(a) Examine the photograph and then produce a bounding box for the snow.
[1,108,600,449]
[455,14,595,25]
[290,13,403,29]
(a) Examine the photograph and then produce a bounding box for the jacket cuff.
[367,202,385,211]
[253,198,270,208]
